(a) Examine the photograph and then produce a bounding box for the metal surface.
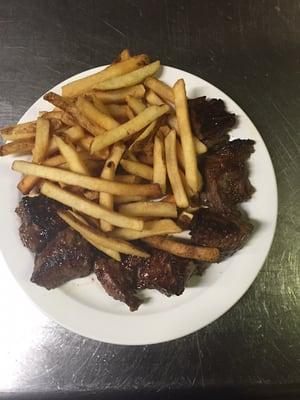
[0,0,299,398]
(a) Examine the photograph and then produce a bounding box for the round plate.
[0,66,277,345]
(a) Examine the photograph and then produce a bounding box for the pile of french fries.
[0,49,219,263]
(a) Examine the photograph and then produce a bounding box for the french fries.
[65,211,121,261]
[142,236,220,262]
[17,154,66,194]
[0,139,34,156]
[32,118,50,163]
[94,61,160,91]
[1,121,37,141]
[168,112,207,154]
[5,49,213,269]
[111,219,181,240]
[144,77,174,103]
[76,96,120,130]
[173,79,201,193]
[77,135,110,160]
[126,95,146,115]
[99,143,125,231]
[128,121,156,152]
[120,159,153,180]
[44,92,106,137]
[165,130,189,208]
[145,89,165,106]
[55,135,89,175]
[118,201,177,218]
[58,210,148,257]
[153,134,167,194]
[12,160,162,197]
[93,84,145,104]
[40,181,144,230]
[62,54,150,97]
[91,104,169,152]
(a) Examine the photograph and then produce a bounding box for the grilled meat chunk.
[32,228,93,289]
[94,257,141,311]
[200,139,255,213]
[188,97,236,148]
[190,208,253,256]
[122,249,195,297]
[15,195,66,252]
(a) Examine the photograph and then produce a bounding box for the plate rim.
[0,65,278,345]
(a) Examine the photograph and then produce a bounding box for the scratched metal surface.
[0,0,299,399]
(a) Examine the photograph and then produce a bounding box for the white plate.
[0,66,277,345]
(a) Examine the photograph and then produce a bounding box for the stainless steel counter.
[0,0,299,398]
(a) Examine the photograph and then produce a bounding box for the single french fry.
[99,143,125,231]
[145,89,165,106]
[32,118,50,163]
[173,79,202,192]
[76,96,120,130]
[92,84,145,104]
[144,77,174,103]
[126,95,146,115]
[114,195,145,204]
[58,210,148,257]
[118,201,177,218]
[111,219,181,240]
[44,92,105,137]
[0,139,34,156]
[91,104,169,152]
[94,61,160,91]
[40,181,144,230]
[12,160,162,197]
[153,135,167,194]
[1,121,37,141]
[128,121,156,152]
[55,135,90,175]
[120,159,153,180]
[143,236,220,262]
[62,54,150,97]
[164,130,189,208]
[77,135,110,160]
